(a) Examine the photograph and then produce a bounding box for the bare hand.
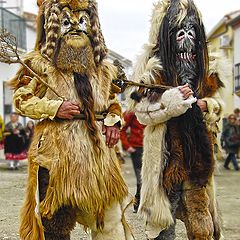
[197,99,207,112]
[179,83,194,99]
[13,129,20,135]
[102,124,120,148]
[127,146,136,153]
[56,101,80,119]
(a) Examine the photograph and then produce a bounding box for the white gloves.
[135,87,197,126]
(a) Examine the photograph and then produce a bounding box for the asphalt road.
[0,153,239,240]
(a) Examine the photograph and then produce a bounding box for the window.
[0,7,26,50]
[234,63,240,92]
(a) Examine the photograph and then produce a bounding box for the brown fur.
[181,183,214,239]
[163,121,188,190]
[201,73,224,98]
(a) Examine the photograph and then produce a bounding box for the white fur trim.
[202,92,224,133]
[104,113,122,127]
[148,0,170,44]
[135,88,197,126]
[128,56,163,110]
[139,124,173,238]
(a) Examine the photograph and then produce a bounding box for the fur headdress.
[35,0,107,65]
[133,0,207,92]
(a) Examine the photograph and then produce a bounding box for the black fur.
[153,0,213,186]
[177,104,214,186]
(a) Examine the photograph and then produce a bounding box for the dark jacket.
[4,122,26,154]
[221,123,240,153]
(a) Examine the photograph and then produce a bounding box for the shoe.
[133,208,137,213]
[224,165,230,170]
[133,201,139,213]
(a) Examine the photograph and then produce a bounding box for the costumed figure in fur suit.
[9,0,134,239]
[129,0,224,239]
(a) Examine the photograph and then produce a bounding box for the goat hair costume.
[130,0,224,239]
[10,0,133,239]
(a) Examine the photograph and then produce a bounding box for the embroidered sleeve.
[13,76,63,120]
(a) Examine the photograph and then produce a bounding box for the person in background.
[222,114,240,171]
[233,108,240,122]
[233,108,240,158]
[25,120,35,150]
[0,115,4,159]
[4,112,27,170]
[0,114,4,154]
[120,111,145,213]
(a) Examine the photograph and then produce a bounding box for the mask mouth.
[177,51,196,61]
[64,30,88,37]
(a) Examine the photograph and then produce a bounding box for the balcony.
[0,7,26,50]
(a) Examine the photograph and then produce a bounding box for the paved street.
[0,153,239,240]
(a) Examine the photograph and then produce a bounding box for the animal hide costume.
[129,0,224,239]
[10,0,134,239]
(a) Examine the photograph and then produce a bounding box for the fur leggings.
[38,167,133,240]
[155,182,218,240]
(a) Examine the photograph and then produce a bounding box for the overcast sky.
[24,0,240,62]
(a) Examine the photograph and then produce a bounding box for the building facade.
[207,10,240,116]
[229,15,240,106]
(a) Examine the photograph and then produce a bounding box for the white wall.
[234,27,240,108]
[234,28,240,64]
[26,27,36,52]
[0,81,3,117]
[0,0,23,15]
[0,2,36,120]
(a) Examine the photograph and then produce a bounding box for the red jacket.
[120,112,145,150]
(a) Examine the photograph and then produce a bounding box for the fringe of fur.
[148,0,169,44]
[41,2,60,58]
[89,1,108,65]
[205,176,224,239]
[129,56,162,110]
[19,161,45,240]
[209,51,231,101]
[139,124,174,232]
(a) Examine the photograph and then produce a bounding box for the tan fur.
[163,121,188,190]
[18,52,128,239]
[139,124,174,233]
[19,161,45,240]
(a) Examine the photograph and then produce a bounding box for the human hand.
[127,146,136,153]
[197,99,207,112]
[178,83,194,99]
[102,124,120,148]
[56,101,80,119]
[13,129,20,134]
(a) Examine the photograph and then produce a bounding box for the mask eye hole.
[178,31,185,37]
[187,29,195,39]
[176,30,185,41]
[79,17,85,24]
[63,18,70,27]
